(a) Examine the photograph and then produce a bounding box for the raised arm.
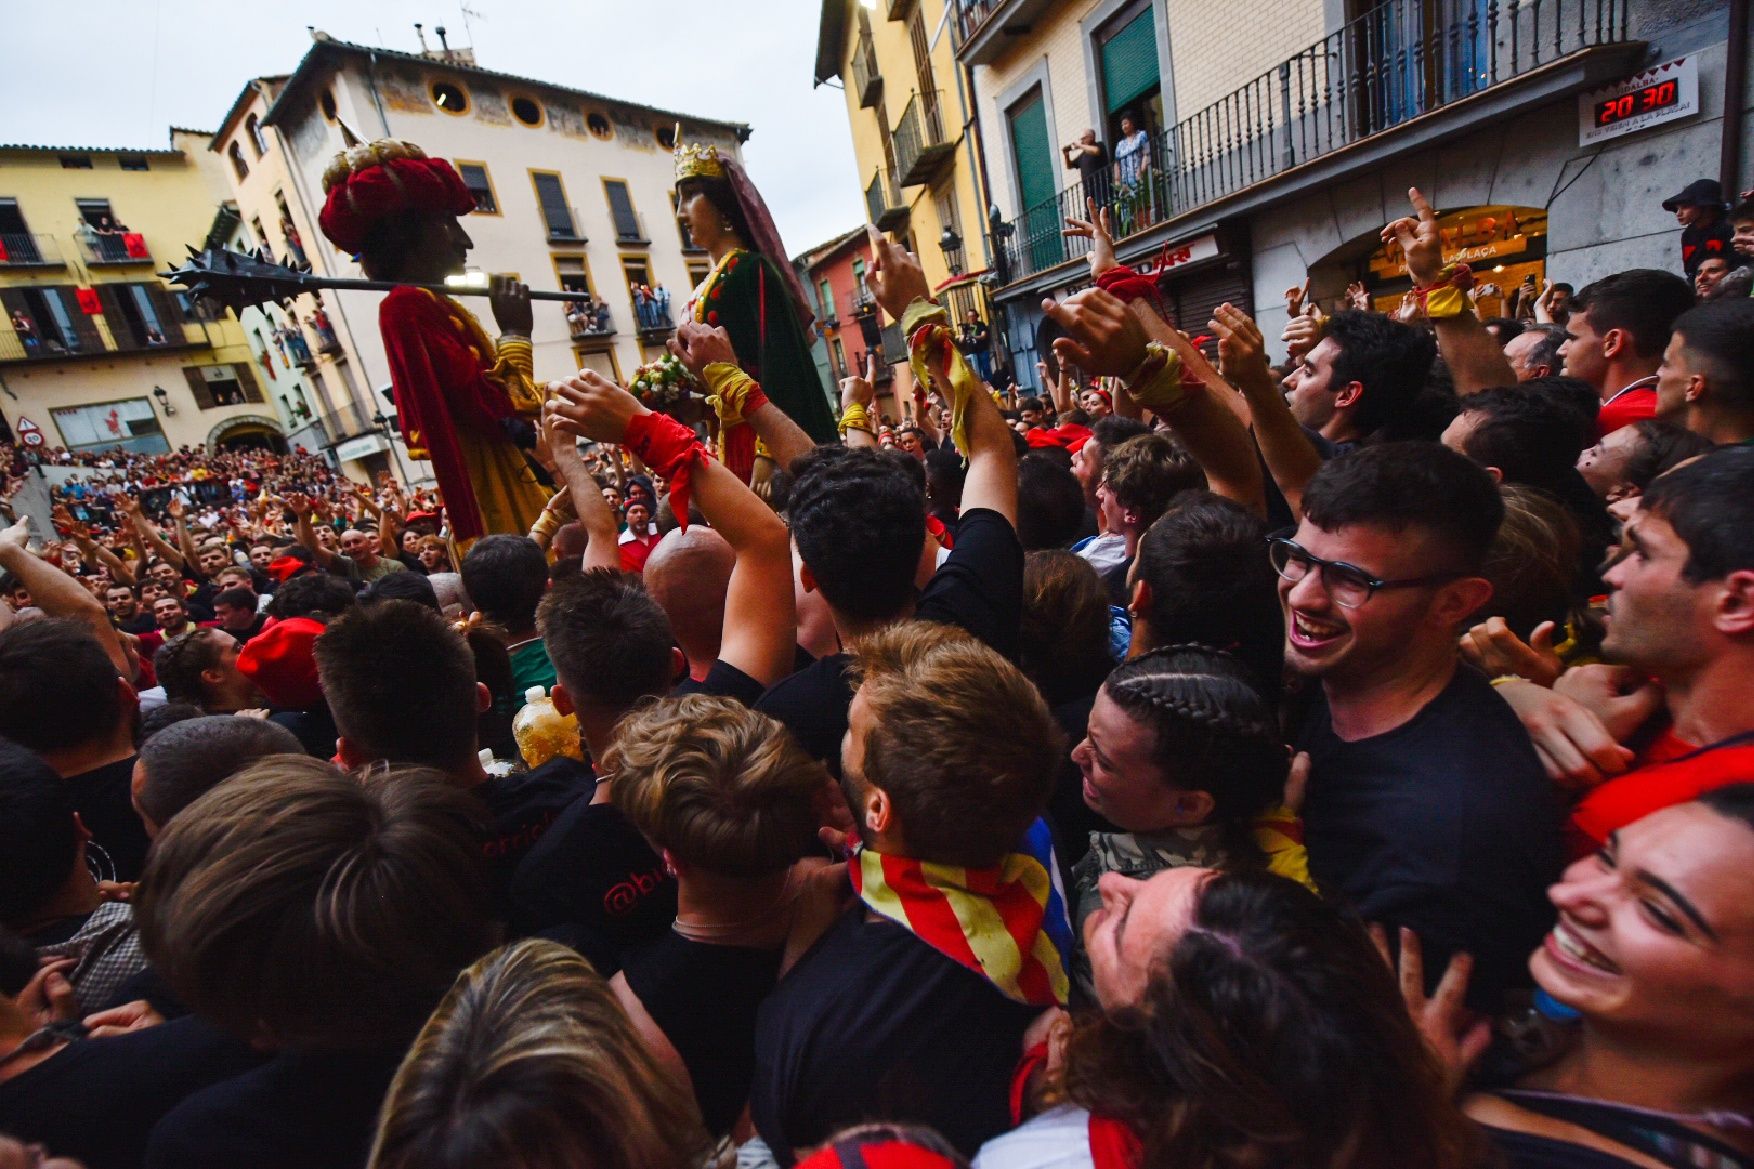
[541,406,621,574]
[167,494,201,571]
[838,353,880,450]
[0,516,128,676]
[118,493,185,572]
[868,226,1017,526]
[1210,303,1324,516]
[286,493,336,567]
[1042,288,1265,515]
[549,371,798,688]
[1384,187,1515,396]
[668,322,817,471]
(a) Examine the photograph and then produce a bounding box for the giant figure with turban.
[674,138,837,478]
[317,137,549,544]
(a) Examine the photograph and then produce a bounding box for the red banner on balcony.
[76,288,102,315]
[0,239,9,263]
[122,233,148,259]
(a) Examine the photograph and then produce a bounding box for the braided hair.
[1102,646,1288,866]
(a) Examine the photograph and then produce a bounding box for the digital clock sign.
[1579,57,1698,146]
[1594,79,1679,127]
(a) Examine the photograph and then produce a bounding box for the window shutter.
[58,287,104,352]
[95,286,139,349]
[147,284,183,341]
[183,366,216,409]
[1008,93,1062,272]
[232,361,265,403]
[1101,9,1160,115]
[532,175,574,238]
[605,181,640,240]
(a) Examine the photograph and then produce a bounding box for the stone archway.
[207,414,288,455]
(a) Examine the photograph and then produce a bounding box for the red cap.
[237,617,326,710]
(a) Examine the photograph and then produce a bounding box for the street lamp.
[988,204,1015,286]
[151,385,176,416]
[939,226,965,276]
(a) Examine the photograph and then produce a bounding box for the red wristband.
[623,411,708,531]
[1096,264,1164,313]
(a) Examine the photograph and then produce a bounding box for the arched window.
[228,141,249,181]
[246,114,268,158]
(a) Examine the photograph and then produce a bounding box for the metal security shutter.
[1162,260,1253,349]
[532,174,573,239]
[604,180,641,240]
[1101,8,1159,115]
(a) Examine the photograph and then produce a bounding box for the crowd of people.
[0,180,1752,1169]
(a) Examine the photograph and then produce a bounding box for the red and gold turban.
[317,138,475,255]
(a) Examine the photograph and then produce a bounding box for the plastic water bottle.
[511,685,583,769]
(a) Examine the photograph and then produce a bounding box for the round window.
[431,81,469,115]
[510,96,542,127]
[587,112,613,140]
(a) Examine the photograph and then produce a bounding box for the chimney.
[435,25,450,57]
[414,22,429,53]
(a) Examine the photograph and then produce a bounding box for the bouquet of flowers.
[628,353,699,412]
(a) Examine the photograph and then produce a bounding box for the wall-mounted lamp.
[152,385,176,416]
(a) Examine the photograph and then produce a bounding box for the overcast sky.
[0,0,866,258]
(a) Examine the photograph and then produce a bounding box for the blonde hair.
[605,693,826,878]
[850,621,1062,868]
[368,939,711,1169]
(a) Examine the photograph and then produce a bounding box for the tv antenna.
[459,2,484,45]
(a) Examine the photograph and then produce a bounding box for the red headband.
[318,156,475,254]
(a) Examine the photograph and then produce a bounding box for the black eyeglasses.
[1266,535,1463,609]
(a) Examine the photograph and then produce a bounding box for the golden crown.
[674,132,725,182]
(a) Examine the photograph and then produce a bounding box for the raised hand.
[1280,304,1325,363]
[1374,926,1491,1097]
[1063,195,1118,278]
[1345,281,1371,311]
[1210,303,1275,396]
[165,495,185,520]
[547,370,649,446]
[668,321,740,378]
[1460,617,1563,687]
[866,225,932,321]
[1382,186,1444,288]
[284,491,312,517]
[1039,287,1149,379]
[840,351,877,412]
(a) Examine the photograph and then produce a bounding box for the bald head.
[641,526,734,669]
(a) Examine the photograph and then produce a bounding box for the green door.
[1008,90,1062,274]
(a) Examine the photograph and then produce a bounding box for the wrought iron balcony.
[988,0,1633,286]
[79,232,152,265]
[865,168,908,232]
[634,303,675,340]
[894,91,955,187]
[851,35,882,109]
[0,234,63,268]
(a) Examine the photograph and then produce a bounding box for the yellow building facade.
[0,130,283,456]
[815,0,997,383]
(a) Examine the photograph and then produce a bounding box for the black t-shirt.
[752,906,1042,1164]
[508,761,677,953]
[673,658,766,707]
[145,1046,407,1169]
[475,763,590,915]
[269,703,339,759]
[0,1015,264,1169]
[1296,666,1563,1009]
[116,612,157,635]
[64,755,151,882]
[622,932,783,1136]
[1072,141,1110,193]
[756,508,1023,771]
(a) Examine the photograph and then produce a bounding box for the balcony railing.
[865,168,908,232]
[851,284,878,314]
[566,302,616,339]
[633,303,674,338]
[989,0,1631,286]
[852,35,883,108]
[894,90,955,187]
[0,234,63,267]
[79,232,152,265]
